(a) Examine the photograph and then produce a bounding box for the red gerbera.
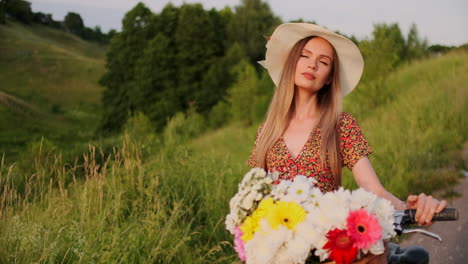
[346,209,382,249]
[323,228,358,264]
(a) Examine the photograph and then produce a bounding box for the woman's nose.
[307,63,316,70]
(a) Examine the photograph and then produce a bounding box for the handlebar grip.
[406,208,458,223]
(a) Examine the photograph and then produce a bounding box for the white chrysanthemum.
[241,190,257,210]
[270,180,291,200]
[229,196,238,210]
[291,175,307,185]
[313,238,330,261]
[309,187,323,199]
[240,171,253,187]
[281,181,310,204]
[350,188,378,210]
[255,192,263,201]
[295,213,324,246]
[305,206,333,231]
[270,171,280,182]
[334,187,352,201]
[371,198,396,234]
[284,235,311,264]
[301,187,323,211]
[293,175,317,187]
[252,182,263,191]
[240,168,265,187]
[316,190,350,229]
[225,213,237,234]
[272,245,295,264]
[254,167,267,177]
[245,220,292,264]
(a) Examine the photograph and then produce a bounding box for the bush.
[208,100,231,128]
[124,112,160,157]
[163,109,206,147]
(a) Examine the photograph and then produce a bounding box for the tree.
[133,33,180,130]
[174,3,224,113]
[99,3,156,133]
[0,0,6,24]
[227,0,281,65]
[404,23,428,60]
[154,3,179,39]
[428,44,454,54]
[201,42,247,113]
[227,59,259,126]
[358,23,406,83]
[33,12,53,25]
[5,0,33,24]
[64,12,84,36]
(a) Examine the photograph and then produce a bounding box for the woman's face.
[294,37,334,93]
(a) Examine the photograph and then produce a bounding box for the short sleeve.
[338,113,373,170]
[247,125,263,167]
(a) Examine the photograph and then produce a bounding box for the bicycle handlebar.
[404,208,458,223]
[393,208,458,236]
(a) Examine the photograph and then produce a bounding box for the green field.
[0,22,467,263]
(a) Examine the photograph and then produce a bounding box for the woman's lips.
[302,72,316,80]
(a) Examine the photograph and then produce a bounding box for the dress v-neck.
[281,125,319,160]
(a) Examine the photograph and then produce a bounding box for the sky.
[29,0,468,46]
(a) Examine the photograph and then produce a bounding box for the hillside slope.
[0,22,106,160]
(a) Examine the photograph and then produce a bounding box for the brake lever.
[393,210,442,242]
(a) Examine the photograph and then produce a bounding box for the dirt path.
[0,90,38,114]
[399,175,468,264]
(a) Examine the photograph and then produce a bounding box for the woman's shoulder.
[339,112,356,122]
[338,112,360,128]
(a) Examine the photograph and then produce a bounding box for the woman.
[247,23,446,262]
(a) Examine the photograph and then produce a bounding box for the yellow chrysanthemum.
[240,216,257,241]
[240,198,274,241]
[267,201,306,231]
[252,197,274,220]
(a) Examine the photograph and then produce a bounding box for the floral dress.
[247,112,372,193]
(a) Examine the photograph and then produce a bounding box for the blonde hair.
[254,36,343,187]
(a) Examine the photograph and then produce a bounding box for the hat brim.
[262,23,364,96]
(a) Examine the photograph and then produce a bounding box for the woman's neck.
[293,88,320,121]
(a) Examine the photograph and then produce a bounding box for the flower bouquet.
[225,168,396,264]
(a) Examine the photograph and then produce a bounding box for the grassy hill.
[0,46,466,263]
[0,21,106,161]
[0,20,466,262]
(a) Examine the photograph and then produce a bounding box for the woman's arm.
[351,157,447,225]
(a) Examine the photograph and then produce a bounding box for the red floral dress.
[247,112,372,193]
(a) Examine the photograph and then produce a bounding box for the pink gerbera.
[234,226,246,261]
[346,209,382,249]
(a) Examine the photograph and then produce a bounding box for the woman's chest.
[282,119,318,158]
[265,132,336,192]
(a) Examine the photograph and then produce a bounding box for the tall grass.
[0,136,217,263]
[0,51,466,263]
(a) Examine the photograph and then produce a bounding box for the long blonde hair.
[254,36,343,187]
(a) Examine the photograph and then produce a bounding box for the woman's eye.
[300,55,308,58]
[320,61,329,66]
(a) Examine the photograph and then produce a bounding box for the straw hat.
[260,23,364,96]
